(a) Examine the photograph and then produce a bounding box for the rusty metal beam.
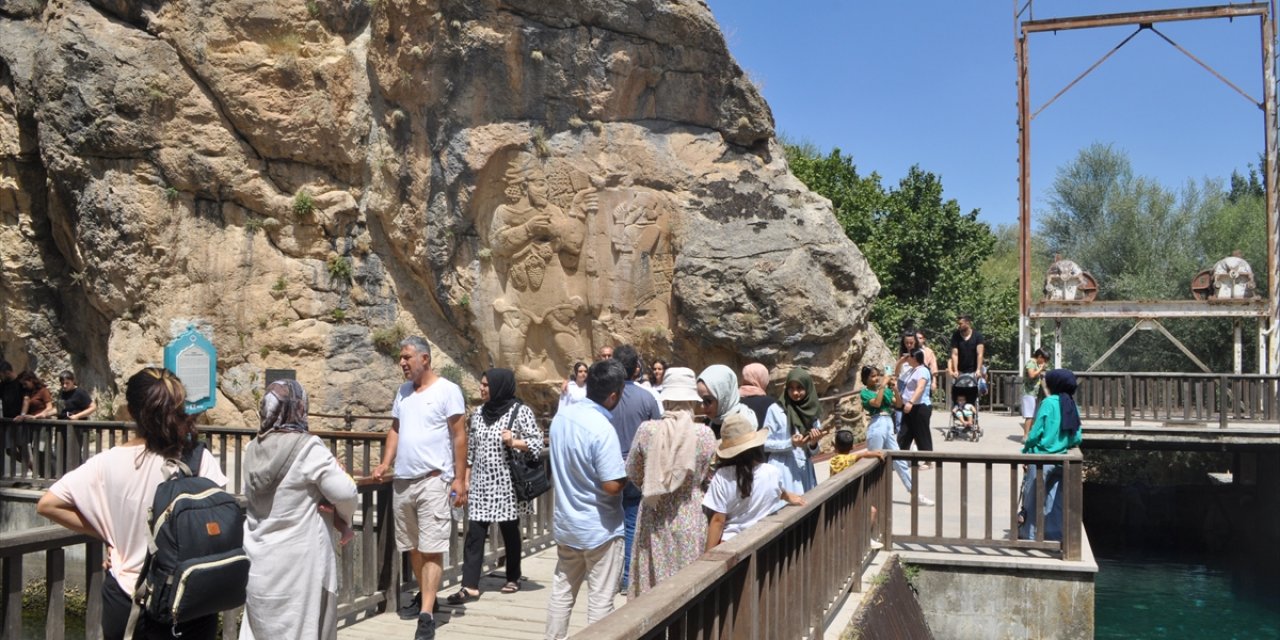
[1023,3,1268,33]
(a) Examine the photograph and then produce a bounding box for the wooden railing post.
[85,543,104,640]
[1062,456,1083,561]
[376,483,400,614]
[1219,375,1231,429]
[46,548,66,640]
[3,555,21,640]
[1123,374,1133,426]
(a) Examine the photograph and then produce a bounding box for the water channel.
[1088,480,1280,639]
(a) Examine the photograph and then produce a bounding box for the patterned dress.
[625,415,718,597]
[466,404,544,522]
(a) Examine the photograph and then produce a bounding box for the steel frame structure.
[1015,2,1280,374]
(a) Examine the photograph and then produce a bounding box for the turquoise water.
[1096,553,1280,639]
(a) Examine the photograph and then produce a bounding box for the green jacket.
[1022,395,1082,455]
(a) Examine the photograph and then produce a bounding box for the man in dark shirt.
[57,371,96,420]
[0,362,23,419]
[948,315,986,404]
[607,345,661,591]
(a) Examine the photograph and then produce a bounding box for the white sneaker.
[870,539,884,550]
[917,495,935,506]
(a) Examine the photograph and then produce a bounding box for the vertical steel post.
[1264,10,1279,374]
[1018,27,1033,367]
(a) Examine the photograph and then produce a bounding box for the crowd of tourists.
[23,312,1083,640]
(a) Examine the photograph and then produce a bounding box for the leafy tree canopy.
[784,142,1019,368]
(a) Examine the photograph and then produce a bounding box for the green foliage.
[165,186,180,203]
[326,255,353,285]
[330,307,347,322]
[786,142,1018,368]
[292,190,316,217]
[273,276,287,292]
[1040,144,1266,372]
[531,126,551,158]
[306,0,320,18]
[372,323,407,356]
[244,217,265,235]
[23,579,88,633]
[259,345,270,358]
[438,364,464,386]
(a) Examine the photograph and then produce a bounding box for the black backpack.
[129,443,250,633]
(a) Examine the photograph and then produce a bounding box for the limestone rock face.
[0,0,884,426]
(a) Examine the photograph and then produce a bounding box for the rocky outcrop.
[0,0,885,426]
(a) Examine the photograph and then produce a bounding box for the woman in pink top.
[37,368,226,640]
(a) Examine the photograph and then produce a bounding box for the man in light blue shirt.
[545,359,628,640]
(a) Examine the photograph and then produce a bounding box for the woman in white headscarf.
[696,364,758,438]
[239,380,358,640]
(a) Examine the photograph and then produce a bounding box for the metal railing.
[575,457,887,640]
[887,450,1084,561]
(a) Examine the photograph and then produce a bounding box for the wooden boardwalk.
[338,409,1041,639]
[337,547,624,640]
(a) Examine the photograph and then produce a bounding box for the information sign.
[164,325,217,414]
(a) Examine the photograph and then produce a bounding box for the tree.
[785,143,1019,368]
[1037,144,1266,372]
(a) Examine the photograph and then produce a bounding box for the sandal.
[445,588,480,605]
[500,581,520,594]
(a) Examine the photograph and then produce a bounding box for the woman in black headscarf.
[448,368,544,603]
[1018,369,1082,541]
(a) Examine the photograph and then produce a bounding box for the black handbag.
[502,409,550,502]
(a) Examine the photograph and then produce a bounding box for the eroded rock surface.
[0,0,884,426]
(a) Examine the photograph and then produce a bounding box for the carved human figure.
[1045,254,1084,301]
[488,154,592,380]
[1212,251,1255,299]
[610,191,673,320]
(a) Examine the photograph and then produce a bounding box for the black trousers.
[461,518,523,589]
[102,575,217,640]
[898,404,934,452]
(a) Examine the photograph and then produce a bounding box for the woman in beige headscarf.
[624,367,716,597]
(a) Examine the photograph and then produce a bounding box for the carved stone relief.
[1211,251,1255,299]
[469,149,678,385]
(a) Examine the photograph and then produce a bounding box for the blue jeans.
[867,415,912,492]
[620,487,641,589]
[1018,464,1064,541]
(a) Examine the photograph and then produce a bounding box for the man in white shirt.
[373,337,467,640]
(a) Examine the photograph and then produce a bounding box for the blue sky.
[708,1,1272,229]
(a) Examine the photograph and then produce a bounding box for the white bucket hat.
[659,367,700,403]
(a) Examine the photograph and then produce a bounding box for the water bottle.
[450,491,465,522]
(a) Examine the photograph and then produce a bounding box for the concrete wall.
[909,561,1095,640]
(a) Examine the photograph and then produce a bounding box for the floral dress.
[625,415,717,598]
[466,404,544,522]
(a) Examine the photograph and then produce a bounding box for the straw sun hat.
[715,413,767,459]
[658,367,700,403]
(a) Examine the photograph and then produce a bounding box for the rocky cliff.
[0,0,889,426]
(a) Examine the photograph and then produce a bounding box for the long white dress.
[239,433,358,640]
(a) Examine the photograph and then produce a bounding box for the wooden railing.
[887,450,1084,561]
[0,526,103,640]
[0,417,392,490]
[575,456,887,640]
[1,416,556,639]
[981,371,1280,427]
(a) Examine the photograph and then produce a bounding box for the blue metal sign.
[164,325,217,414]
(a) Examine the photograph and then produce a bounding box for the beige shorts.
[392,474,452,554]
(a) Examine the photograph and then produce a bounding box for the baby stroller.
[947,372,983,442]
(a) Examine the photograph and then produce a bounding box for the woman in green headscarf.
[778,368,821,492]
